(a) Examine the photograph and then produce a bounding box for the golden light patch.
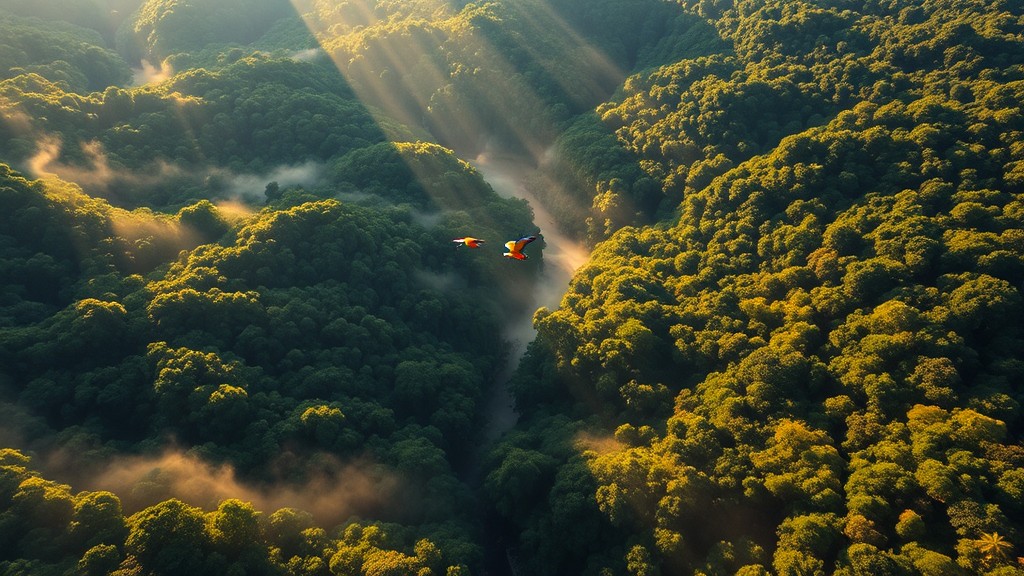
[575,430,626,456]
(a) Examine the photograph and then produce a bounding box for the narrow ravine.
[471,151,591,442]
[469,152,592,576]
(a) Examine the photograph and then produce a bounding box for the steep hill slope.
[486,0,1024,574]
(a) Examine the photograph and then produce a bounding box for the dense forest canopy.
[1,0,1023,575]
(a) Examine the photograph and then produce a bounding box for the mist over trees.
[1,0,1023,575]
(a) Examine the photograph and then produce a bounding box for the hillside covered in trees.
[2,0,1024,575]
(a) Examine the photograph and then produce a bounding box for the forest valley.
[2,0,1024,575]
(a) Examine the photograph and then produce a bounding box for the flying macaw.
[503,235,537,260]
[453,237,486,248]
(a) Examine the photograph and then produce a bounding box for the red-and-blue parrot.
[503,235,537,260]
[453,237,486,248]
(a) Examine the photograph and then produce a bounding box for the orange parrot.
[503,235,537,260]
[453,237,486,248]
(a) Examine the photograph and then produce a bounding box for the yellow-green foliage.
[494,0,1024,574]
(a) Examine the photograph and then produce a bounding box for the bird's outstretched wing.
[453,237,485,248]
[512,236,536,252]
[503,235,536,259]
